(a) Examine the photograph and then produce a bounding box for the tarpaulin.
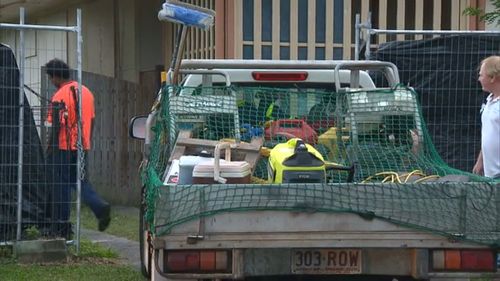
[0,44,69,240]
[372,35,500,172]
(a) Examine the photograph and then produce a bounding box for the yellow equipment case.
[268,138,326,183]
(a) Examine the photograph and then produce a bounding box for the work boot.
[98,205,111,232]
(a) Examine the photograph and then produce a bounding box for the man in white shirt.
[473,55,500,179]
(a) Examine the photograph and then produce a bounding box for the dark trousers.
[51,150,109,222]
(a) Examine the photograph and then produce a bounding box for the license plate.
[291,249,362,274]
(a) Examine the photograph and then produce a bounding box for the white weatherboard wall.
[117,0,138,82]
[137,0,164,73]
[67,0,115,78]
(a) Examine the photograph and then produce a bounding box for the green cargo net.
[142,85,499,246]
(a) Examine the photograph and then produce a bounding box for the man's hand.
[472,151,484,176]
[472,160,484,176]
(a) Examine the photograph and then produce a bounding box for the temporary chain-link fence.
[355,14,500,173]
[0,9,84,251]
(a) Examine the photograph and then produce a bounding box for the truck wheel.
[139,185,152,278]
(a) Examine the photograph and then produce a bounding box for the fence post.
[365,14,372,60]
[16,7,26,241]
[75,8,83,255]
[355,14,360,61]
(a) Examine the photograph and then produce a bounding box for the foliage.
[24,225,41,240]
[463,0,500,26]
[0,246,13,258]
[69,238,118,259]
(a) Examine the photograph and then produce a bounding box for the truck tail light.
[165,250,231,273]
[432,249,496,272]
[252,71,308,81]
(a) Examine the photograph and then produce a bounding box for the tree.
[463,0,500,26]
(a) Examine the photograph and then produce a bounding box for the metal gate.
[355,14,500,173]
[0,8,84,252]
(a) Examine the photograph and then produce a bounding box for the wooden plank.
[451,0,460,30]
[190,18,195,58]
[233,0,243,58]
[325,0,334,59]
[253,0,262,59]
[460,0,471,30]
[290,0,298,59]
[307,0,316,59]
[360,0,370,51]
[272,0,280,59]
[478,0,486,30]
[170,134,264,172]
[205,0,209,57]
[415,0,424,40]
[175,139,261,152]
[168,130,193,163]
[242,137,264,172]
[115,79,125,200]
[125,82,134,191]
[342,0,351,59]
[201,0,205,57]
[378,0,387,44]
[195,0,200,58]
[396,0,405,41]
[103,78,113,191]
[433,0,442,31]
[361,0,369,24]
[120,82,129,198]
[212,4,216,59]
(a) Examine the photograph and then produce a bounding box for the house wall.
[137,0,165,72]
[0,0,167,83]
[229,0,477,60]
[117,0,138,82]
[160,0,484,61]
[67,0,115,77]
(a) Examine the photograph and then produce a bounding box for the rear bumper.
[152,247,500,281]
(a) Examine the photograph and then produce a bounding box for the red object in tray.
[265,119,318,144]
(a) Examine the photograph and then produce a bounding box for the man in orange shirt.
[45,59,111,232]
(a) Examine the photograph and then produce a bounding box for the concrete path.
[81,205,141,271]
[81,228,140,270]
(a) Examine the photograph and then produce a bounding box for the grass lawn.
[0,239,146,281]
[74,205,139,241]
[0,205,143,280]
[0,263,145,281]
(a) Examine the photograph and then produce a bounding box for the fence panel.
[0,10,82,246]
[357,21,500,173]
[1,21,154,248]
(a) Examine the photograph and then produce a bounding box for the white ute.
[129,59,499,281]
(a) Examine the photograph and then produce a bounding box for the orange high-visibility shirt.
[46,81,95,150]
